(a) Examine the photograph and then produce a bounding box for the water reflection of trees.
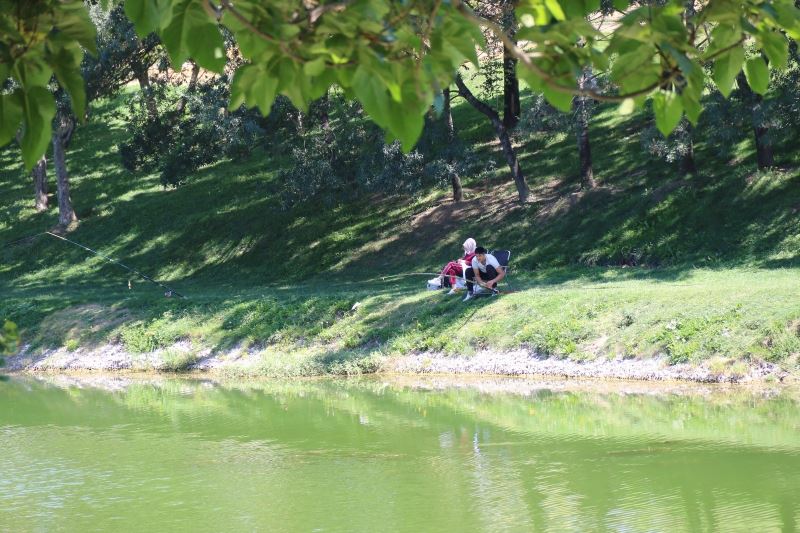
[2,377,799,531]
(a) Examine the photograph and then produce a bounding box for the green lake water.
[1,376,799,532]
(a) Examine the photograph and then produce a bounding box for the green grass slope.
[2,91,800,376]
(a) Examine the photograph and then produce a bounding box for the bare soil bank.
[5,342,791,384]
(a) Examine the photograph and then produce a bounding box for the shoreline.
[5,342,792,384]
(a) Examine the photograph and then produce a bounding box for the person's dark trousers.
[466,265,499,294]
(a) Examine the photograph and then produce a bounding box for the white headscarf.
[463,238,477,255]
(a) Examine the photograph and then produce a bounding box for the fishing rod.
[377,270,701,293]
[379,272,443,280]
[3,231,185,298]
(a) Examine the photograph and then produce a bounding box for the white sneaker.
[463,293,474,302]
[447,288,458,295]
[474,286,487,295]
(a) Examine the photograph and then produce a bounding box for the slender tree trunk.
[737,71,774,169]
[753,122,773,169]
[677,1,697,176]
[573,68,596,189]
[134,60,158,120]
[53,112,77,227]
[32,155,48,212]
[455,75,529,202]
[502,5,521,130]
[443,87,463,202]
[678,119,696,175]
[317,92,333,144]
[175,61,200,114]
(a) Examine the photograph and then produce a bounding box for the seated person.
[440,238,477,294]
[464,246,505,301]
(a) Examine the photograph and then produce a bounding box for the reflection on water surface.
[1,376,799,532]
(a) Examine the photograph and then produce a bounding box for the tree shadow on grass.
[3,84,800,328]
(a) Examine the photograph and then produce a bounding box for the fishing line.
[3,231,185,298]
[4,232,702,298]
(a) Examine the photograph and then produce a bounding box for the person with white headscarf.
[462,238,476,255]
[433,237,478,294]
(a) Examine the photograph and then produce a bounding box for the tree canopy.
[2,0,800,168]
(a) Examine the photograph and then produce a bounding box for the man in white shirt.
[464,246,505,301]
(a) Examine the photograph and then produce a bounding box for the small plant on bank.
[64,338,80,352]
[159,348,199,372]
[120,322,180,353]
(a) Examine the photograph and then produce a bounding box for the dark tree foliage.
[83,4,162,106]
[277,91,473,209]
[641,116,698,174]
[119,75,265,187]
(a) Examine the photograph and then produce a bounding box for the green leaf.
[161,0,226,72]
[125,0,174,36]
[47,38,87,120]
[16,54,53,88]
[613,0,629,10]
[278,59,309,111]
[303,57,327,77]
[772,3,800,40]
[229,65,279,115]
[386,100,424,151]
[652,90,683,136]
[611,45,656,91]
[759,30,788,70]
[516,66,544,92]
[681,91,702,125]
[229,65,256,110]
[743,56,769,95]
[0,92,22,147]
[309,69,337,100]
[19,87,56,170]
[55,0,98,54]
[254,76,279,115]
[704,24,740,59]
[583,0,601,15]
[544,0,566,21]
[713,46,744,97]
[352,66,390,128]
[542,86,573,112]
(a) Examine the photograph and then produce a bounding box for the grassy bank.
[2,88,800,379]
[3,267,799,379]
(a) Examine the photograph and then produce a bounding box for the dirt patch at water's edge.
[4,342,791,384]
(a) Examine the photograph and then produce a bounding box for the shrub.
[120,322,179,353]
[119,75,265,187]
[159,348,198,372]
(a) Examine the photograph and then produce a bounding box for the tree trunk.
[134,60,158,120]
[677,1,697,176]
[32,155,48,212]
[317,92,333,144]
[678,120,696,175]
[176,61,200,114]
[53,112,77,227]
[502,5,521,131]
[573,68,596,189]
[443,87,463,202]
[455,75,529,203]
[753,123,774,169]
[736,71,774,169]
